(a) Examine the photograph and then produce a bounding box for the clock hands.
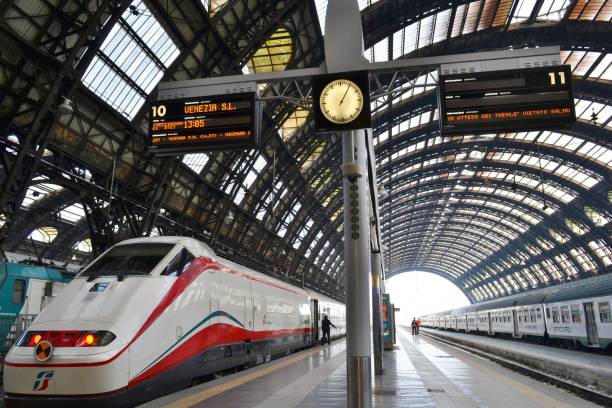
[339,84,351,106]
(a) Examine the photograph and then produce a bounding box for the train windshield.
[80,243,175,279]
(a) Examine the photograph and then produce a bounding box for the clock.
[312,70,371,132]
[320,79,364,124]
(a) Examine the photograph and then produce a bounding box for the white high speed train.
[3,237,346,407]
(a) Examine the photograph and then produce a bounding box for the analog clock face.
[319,79,364,124]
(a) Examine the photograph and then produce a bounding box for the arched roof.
[0,0,609,302]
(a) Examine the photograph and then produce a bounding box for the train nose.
[3,324,130,396]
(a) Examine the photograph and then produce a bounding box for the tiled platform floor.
[142,327,603,408]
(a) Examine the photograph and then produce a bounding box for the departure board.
[148,92,258,154]
[438,65,575,135]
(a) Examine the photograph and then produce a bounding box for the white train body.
[422,274,612,350]
[3,237,345,407]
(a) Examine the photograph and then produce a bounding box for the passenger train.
[3,237,346,407]
[422,273,612,350]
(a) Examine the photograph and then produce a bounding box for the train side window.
[545,308,551,319]
[12,279,25,304]
[537,308,542,320]
[162,249,195,277]
[560,306,570,323]
[599,302,611,323]
[530,309,536,322]
[571,305,581,323]
[552,307,559,323]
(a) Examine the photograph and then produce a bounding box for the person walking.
[416,317,422,335]
[321,315,336,345]
[411,317,418,335]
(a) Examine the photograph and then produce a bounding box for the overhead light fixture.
[58,96,73,115]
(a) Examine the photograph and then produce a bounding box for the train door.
[512,309,519,337]
[583,302,599,346]
[488,312,492,334]
[311,299,319,344]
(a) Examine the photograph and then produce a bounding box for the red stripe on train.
[129,323,311,385]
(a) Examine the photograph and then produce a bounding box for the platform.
[140,327,602,408]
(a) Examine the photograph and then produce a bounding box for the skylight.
[74,238,93,253]
[182,153,209,174]
[29,226,58,244]
[81,0,180,120]
[22,183,63,208]
[59,203,86,223]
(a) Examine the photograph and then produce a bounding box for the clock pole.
[326,1,374,408]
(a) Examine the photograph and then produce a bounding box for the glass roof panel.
[28,226,58,244]
[280,108,309,140]
[74,238,93,253]
[81,0,179,120]
[246,28,293,73]
[22,183,63,208]
[59,203,86,223]
[182,153,209,174]
[511,0,538,23]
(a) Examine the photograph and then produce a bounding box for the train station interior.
[0,0,610,407]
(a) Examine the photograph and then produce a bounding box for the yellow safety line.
[416,330,575,408]
[164,344,341,408]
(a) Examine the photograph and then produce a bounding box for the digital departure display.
[438,65,575,135]
[148,92,258,154]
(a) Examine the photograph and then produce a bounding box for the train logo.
[34,340,53,362]
[32,371,54,391]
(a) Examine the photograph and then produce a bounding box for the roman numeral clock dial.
[319,79,364,124]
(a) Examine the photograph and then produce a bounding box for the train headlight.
[75,331,116,347]
[17,331,46,347]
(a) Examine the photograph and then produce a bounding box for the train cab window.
[560,306,570,323]
[12,279,25,304]
[599,302,611,323]
[571,305,581,323]
[81,243,175,279]
[552,307,560,323]
[161,249,195,277]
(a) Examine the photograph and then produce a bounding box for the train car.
[3,237,346,407]
[543,278,612,348]
[0,263,72,353]
[515,294,546,338]
[422,273,612,349]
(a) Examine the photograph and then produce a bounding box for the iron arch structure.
[0,0,609,302]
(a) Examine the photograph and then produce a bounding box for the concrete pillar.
[343,130,372,408]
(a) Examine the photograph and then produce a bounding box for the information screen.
[148,92,258,154]
[438,65,575,135]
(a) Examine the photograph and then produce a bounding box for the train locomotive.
[3,236,346,407]
[422,273,612,350]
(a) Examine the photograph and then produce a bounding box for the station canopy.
[0,0,609,302]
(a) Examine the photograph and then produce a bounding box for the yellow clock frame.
[319,79,364,124]
[312,70,371,132]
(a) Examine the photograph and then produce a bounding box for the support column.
[343,129,372,408]
[371,251,384,375]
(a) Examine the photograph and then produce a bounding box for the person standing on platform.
[416,318,422,335]
[411,317,418,335]
[321,315,336,345]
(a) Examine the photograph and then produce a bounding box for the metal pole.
[365,129,384,376]
[371,251,384,375]
[343,129,372,408]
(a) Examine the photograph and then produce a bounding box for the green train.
[0,262,74,354]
